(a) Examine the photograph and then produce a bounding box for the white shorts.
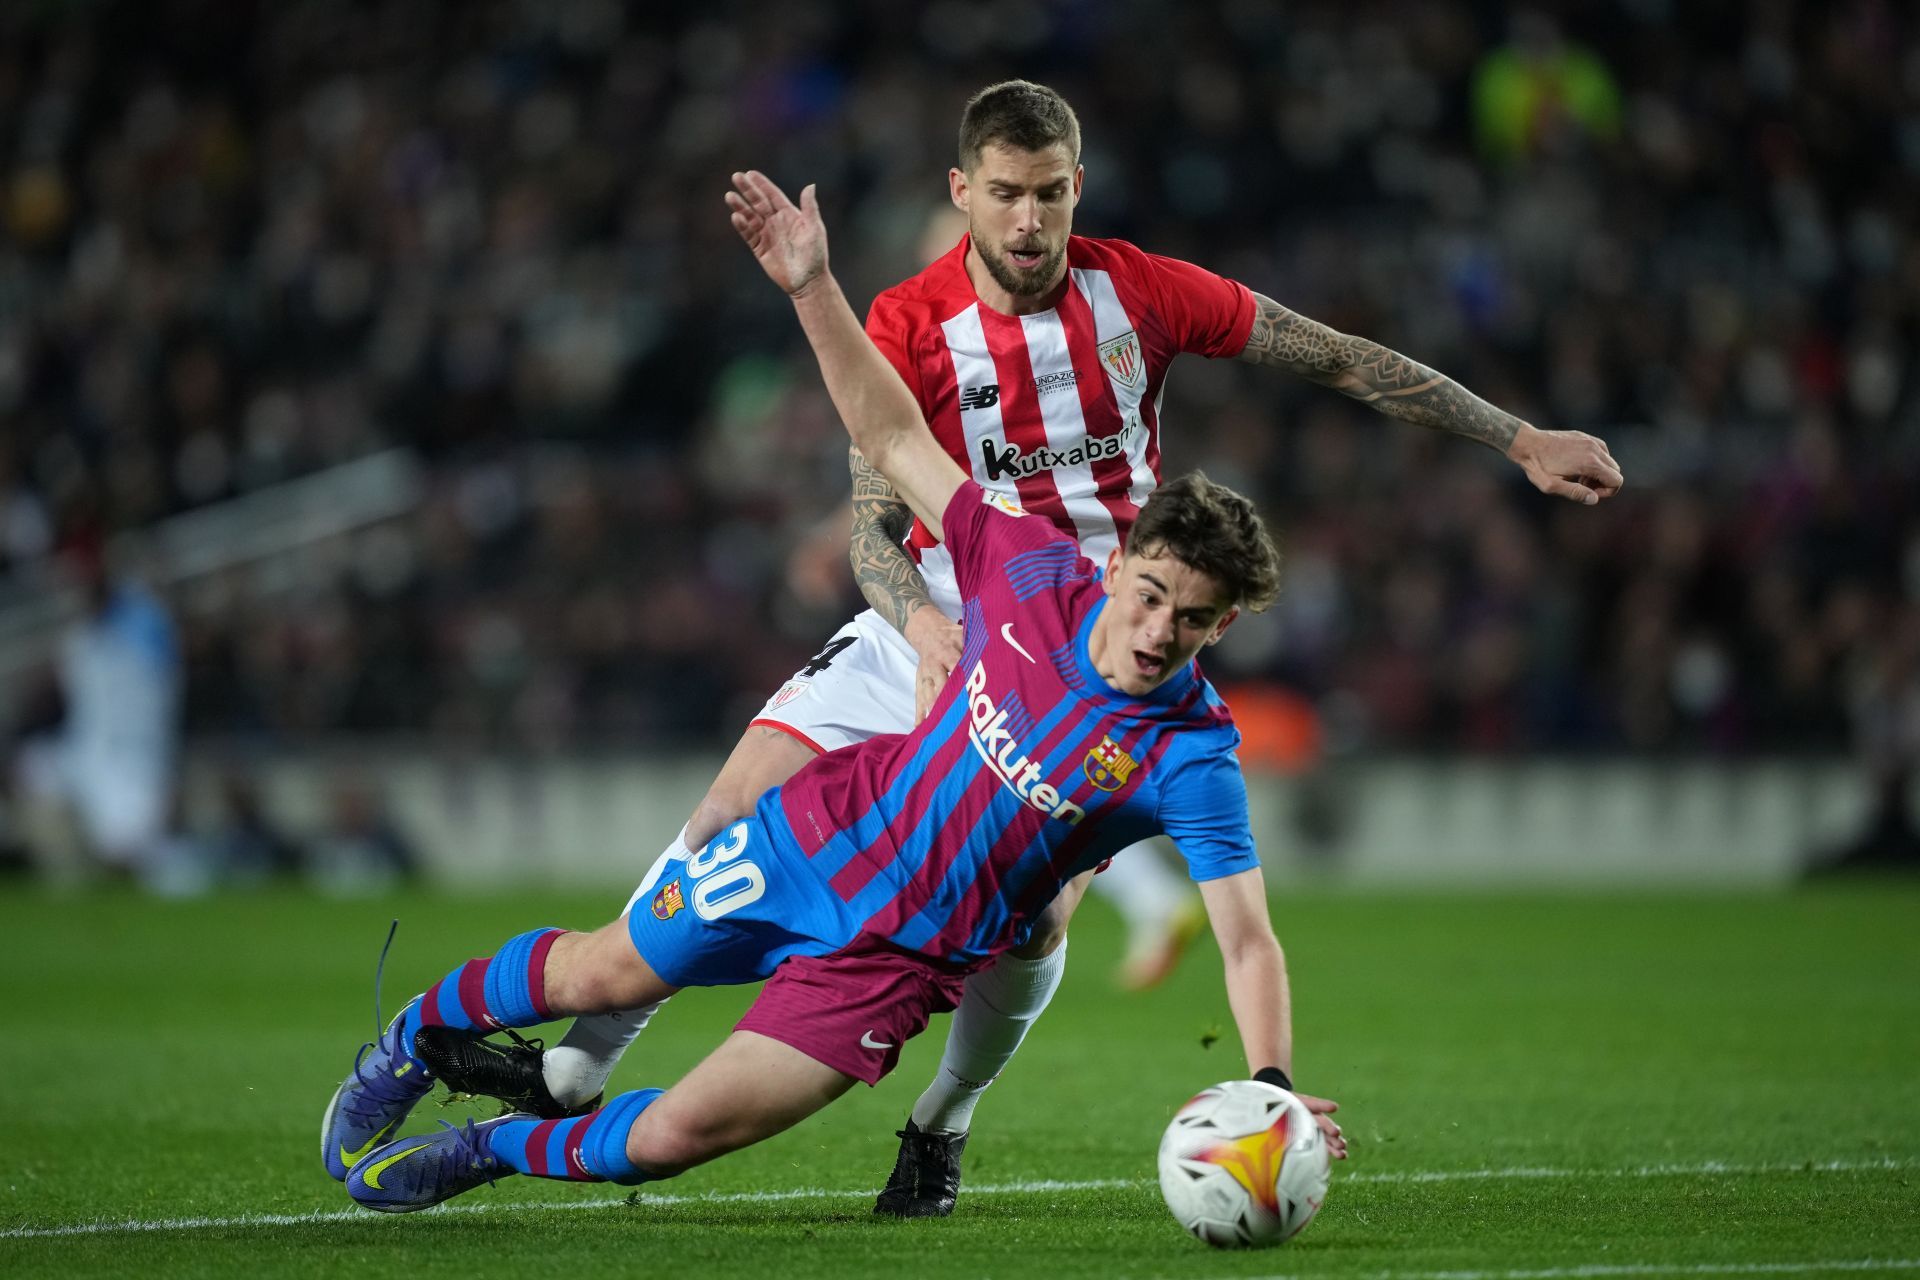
[750,609,919,754]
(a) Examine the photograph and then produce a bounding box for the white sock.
[910,941,1067,1134]
[544,999,665,1109]
[1088,838,1189,934]
[542,827,693,1109]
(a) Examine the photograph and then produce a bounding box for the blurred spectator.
[1471,12,1622,168]
[10,547,181,883]
[306,771,422,894]
[0,0,1912,764]
[204,767,306,884]
[1813,607,1920,872]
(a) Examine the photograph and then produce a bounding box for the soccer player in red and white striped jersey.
[529,80,1621,1219]
[862,222,1257,625]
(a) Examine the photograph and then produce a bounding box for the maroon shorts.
[735,947,970,1086]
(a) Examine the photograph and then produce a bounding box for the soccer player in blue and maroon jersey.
[525,81,1621,1224]
[325,171,1346,1213]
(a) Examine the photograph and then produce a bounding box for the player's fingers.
[1298,1094,1339,1114]
[1541,476,1599,504]
[1587,456,1624,489]
[1314,1113,1347,1158]
[800,182,819,219]
[731,170,773,215]
[744,168,794,214]
[729,171,765,212]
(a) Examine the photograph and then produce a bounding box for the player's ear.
[1203,606,1241,645]
[1071,164,1084,206]
[949,167,969,212]
[1104,546,1124,591]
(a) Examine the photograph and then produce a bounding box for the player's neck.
[1085,602,1143,696]
[963,243,1068,317]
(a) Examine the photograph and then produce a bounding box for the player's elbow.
[859,427,912,484]
[1326,366,1373,398]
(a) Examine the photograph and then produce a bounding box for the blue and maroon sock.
[400,927,565,1062]
[486,1088,664,1185]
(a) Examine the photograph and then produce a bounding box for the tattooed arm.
[849,447,964,723]
[1238,292,1622,503]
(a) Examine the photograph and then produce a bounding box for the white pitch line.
[1240,1261,1920,1280]
[2,1158,1913,1242]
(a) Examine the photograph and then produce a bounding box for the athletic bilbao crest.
[1084,736,1139,791]
[1098,330,1143,389]
[652,879,685,920]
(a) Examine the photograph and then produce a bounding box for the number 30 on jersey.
[685,821,767,921]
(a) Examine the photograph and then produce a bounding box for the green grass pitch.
[2,880,1916,1278]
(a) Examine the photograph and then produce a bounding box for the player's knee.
[1010,891,1077,959]
[685,790,745,855]
[626,1109,728,1177]
[688,727,813,850]
[543,928,655,1013]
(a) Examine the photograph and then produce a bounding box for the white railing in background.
[0,449,425,695]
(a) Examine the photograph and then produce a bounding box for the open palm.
[727,170,828,297]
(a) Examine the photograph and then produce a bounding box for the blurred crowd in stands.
[1,0,1916,779]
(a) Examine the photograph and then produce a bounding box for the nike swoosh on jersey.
[860,1030,895,1050]
[1000,623,1036,664]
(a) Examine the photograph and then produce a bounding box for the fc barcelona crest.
[1097,331,1143,390]
[652,879,685,920]
[1084,736,1139,791]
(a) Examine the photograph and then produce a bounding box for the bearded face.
[953,142,1081,304]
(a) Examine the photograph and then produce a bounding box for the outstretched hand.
[727,170,828,298]
[1297,1092,1347,1160]
[1508,425,1624,505]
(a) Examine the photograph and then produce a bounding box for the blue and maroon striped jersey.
[761,481,1256,969]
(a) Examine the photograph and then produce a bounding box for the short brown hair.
[958,80,1082,172]
[1125,472,1282,612]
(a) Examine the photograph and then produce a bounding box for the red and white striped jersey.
[865,233,1255,619]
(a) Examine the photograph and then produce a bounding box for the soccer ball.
[1157,1080,1329,1248]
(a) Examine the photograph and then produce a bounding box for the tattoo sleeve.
[1238,292,1522,452]
[848,446,935,636]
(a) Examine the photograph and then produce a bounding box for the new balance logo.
[959,384,1001,411]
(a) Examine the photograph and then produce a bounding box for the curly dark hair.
[958,80,1082,172]
[1125,472,1282,613]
